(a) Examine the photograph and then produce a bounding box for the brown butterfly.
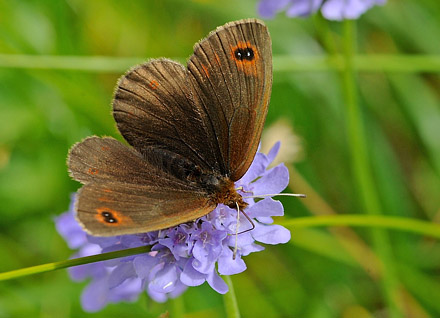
[68,19,272,236]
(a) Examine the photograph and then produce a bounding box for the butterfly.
[68,19,272,236]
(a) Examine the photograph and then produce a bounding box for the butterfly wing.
[68,137,215,236]
[113,19,272,180]
[113,59,221,173]
[76,183,214,236]
[188,19,272,180]
[68,19,272,236]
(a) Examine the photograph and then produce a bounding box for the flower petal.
[206,270,228,294]
[218,248,247,275]
[169,280,188,298]
[321,0,384,20]
[240,243,265,256]
[81,277,109,312]
[252,223,291,244]
[87,235,120,249]
[266,141,281,165]
[108,277,142,303]
[286,0,323,17]
[238,153,268,185]
[191,248,216,275]
[147,286,168,303]
[133,254,158,279]
[120,234,149,248]
[208,205,236,230]
[225,231,254,248]
[257,0,291,19]
[55,211,87,249]
[180,260,206,286]
[251,164,289,196]
[108,262,136,289]
[149,263,178,293]
[247,198,284,218]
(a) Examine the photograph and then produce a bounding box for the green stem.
[342,20,400,317]
[170,296,185,318]
[0,245,149,281]
[1,54,440,73]
[279,215,440,239]
[223,275,241,318]
[0,215,437,282]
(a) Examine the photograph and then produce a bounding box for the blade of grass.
[1,54,440,73]
[288,165,382,278]
[0,246,149,281]
[279,215,440,239]
[341,20,400,318]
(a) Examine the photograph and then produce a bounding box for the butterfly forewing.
[113,59,220,173]
[187,19,272,180]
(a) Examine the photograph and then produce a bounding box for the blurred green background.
[1,0,440,317]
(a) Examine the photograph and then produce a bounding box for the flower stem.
[170,296,185,318]
[0,245,149,281]
[0,215,437,282]
[341,20,400,317]
[223,275,241,318]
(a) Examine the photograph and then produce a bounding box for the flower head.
[56,143,291,312]
[257,0,386,20]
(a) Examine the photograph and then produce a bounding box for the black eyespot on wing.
[101,211,118,223]
[234,47,255,61]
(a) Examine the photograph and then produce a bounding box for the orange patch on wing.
[95,207,133,226]
[149,80,159,90]
[230,41,260,77]
[98,196,111,202]
[101,146,110,151]
[201,63,210,78]
[214,53,221,66]
[103,188,112,193]
[88,168,99,175]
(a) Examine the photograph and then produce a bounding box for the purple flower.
[257,0,386,20]
[56,143,291,312]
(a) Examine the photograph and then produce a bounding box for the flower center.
[200,231,210,245]
[174,232,186,244]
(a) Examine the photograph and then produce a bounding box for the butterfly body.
[68,19,272,236]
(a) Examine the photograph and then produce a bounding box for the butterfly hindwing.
[76,183,214,236]
[68,136,215,235]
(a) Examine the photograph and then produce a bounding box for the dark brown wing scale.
[188,19,272,180]
[67,19,272,236]
[68,137,215,235]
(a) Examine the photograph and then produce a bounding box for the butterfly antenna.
[242,193,306,199]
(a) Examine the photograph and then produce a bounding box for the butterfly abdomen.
[143,147,223,191]
[143,146,245,209]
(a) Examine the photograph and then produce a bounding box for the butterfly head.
[209,177,248,210]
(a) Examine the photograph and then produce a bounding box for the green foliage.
[1,0,439,317]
